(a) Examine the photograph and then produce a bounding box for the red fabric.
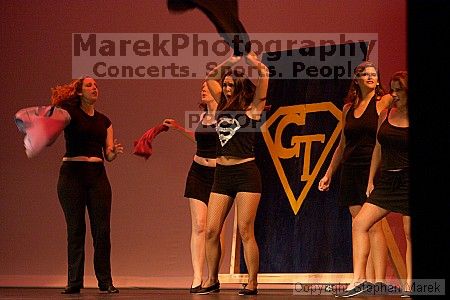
[14,105,71,158]
[133,124,169,160]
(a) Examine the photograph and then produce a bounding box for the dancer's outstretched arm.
[163,118,195,143]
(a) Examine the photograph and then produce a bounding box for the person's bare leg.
[349,204,387,284]
[368,219,388,283]
[189,199,207,288]
[402,215,412,291]
[366,250,375,283]
[349,203,388,289]
[349,205,372,286]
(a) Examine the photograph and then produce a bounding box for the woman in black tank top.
[162,82,225,293]
[196,52,269,296]
[318,62,393,295]
[347,71,411,297]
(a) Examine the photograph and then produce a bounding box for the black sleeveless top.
[216,112,258,158]
[377,109,409,170]
[195,115,217,159]
[61,104,111,159]
[342,96,378,166]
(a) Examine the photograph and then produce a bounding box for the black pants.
[57,161,113,288]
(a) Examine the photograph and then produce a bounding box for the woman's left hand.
[111,139,124,156]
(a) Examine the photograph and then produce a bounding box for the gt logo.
[261,102,342,215]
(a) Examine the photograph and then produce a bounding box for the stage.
[0,287,406,299]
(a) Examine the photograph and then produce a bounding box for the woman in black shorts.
[197,51,269,296]
[163,81,223,293]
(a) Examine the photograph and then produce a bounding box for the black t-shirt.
[61,104,111,159]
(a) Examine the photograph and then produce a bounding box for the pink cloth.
[133,124,169,160]
[14,105,71,158]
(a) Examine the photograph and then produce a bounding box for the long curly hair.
[344,61,385,107]
[217,69,255,112]
[50,76,88,106]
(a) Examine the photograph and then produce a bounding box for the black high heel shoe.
[197,281,220,295]
[238,287,258,295]
[190,282,203,294]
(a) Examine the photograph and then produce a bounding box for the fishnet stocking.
[204,192,234,286]
[235,192,260,290]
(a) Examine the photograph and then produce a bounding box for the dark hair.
[50,76,89,106]
[344,61,385,107]
[217,69,255,112]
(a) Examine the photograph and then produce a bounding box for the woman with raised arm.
[196,52,268,296]
[51,77,122,294]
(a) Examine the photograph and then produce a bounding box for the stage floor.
[0,287,406,299]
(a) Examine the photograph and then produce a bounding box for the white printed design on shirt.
[217,117,241,147]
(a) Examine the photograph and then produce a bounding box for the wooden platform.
[0,287,406,299]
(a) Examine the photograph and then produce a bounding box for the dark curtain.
[241,43,368,273]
